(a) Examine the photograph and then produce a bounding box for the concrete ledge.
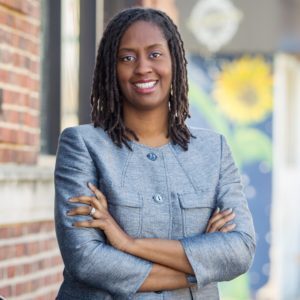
[0,156,55,225]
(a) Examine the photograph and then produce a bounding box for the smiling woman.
[54,7,255,300]
[117,21,172,114]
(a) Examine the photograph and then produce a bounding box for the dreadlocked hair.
[90,7,194,151]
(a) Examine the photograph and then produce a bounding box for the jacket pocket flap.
[105,186,142,208]
[178,190,215,209]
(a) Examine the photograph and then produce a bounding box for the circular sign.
[188,0,243,52]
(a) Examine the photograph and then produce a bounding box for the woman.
[55,7,255,299]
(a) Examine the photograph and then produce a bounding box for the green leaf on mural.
[188,80,272,169]
[219,273,251,300]
[232,127,272,168]
[188,81,231,139]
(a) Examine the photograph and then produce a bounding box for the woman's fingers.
[67,205,91,216]
[220,223,236,233]
[208,208,233,226]
[204,207,220,232]
[212,207,220,217]
[88,182,108,209]
[206,208,230,232]
[73,219,106,229]
[69,196,101,209]
[207,212,235,233]
[206,208,236,233]
[67,184,109,221]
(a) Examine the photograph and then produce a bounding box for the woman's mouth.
[134,81,157,89]
[133,80,158,93]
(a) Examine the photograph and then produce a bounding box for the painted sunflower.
[213,56,273,124]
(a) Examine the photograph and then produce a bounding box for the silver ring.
[89,207,96,216]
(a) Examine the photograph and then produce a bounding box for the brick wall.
[0,221,63,300]
[0,1,63,299]
[0,0,40,164]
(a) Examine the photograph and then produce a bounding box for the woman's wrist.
[122,236,137,254]
[101,216,135,252]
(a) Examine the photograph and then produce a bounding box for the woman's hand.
[205,207,236,233]
[67,183,134,251]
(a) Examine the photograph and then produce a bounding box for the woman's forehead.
[119,21,167,49]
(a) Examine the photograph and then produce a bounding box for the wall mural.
[187,55,273,299]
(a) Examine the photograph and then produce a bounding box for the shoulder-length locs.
[90,7,194,150]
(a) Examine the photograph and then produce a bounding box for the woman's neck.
[123,107,169,147]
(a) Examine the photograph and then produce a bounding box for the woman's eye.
[120,56,135,62]
[150,52,161,59]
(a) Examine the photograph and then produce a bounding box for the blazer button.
[153,194,163,203]
[147,152,157,161]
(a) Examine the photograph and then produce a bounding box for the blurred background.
[0,0,299,299]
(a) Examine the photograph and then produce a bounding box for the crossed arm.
[67,183,236,292]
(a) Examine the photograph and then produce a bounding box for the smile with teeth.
[134,81,157,89]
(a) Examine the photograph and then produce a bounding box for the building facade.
[0,0,300,299]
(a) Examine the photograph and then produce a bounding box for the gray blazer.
[55,124,255,300]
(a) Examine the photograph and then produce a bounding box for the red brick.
[28,222,39,234]
[2,109,17,123]
[0,149,11,162]
[15,18,40,36]
[0,220,63,298]
[51,255,63,266]
[24,241,38,255]
[0,68,9,82]
[0,286,11,298]
[0,47,11,64]
[17,150,38,164]
[15,150,24,163]
[15,282,26,296]
[0,128,32,145]
[7,265,16,278]
[38,258,46,269]
[0,245,16,260]
[3,90,18,105]
[29,95,39,110]
[0,9,5,24]
[31,60,39,73]
[22,263,29,275]
[15,264,24,276]
[0,29,39,57]
[0,227,9,238]
[0,265,7,279]
[0,0,39,19]
[30,261,39,273]
[16,130,26,144]
[15,243,25,256]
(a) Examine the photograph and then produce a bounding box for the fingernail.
[88,182,94,188]
[215,207,220,213]
[227,208,233,213]
[69,198,75,202]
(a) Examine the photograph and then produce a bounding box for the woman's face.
[117,21,172,112]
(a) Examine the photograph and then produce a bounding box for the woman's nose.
[134,57,152,75]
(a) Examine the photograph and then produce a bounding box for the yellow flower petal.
[213,56,273,124]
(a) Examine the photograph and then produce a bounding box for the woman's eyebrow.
[118,43,165,52]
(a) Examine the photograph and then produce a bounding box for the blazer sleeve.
[180,134,256,288]
[54,127,152,298]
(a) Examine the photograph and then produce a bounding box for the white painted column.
[257,53,300,300]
